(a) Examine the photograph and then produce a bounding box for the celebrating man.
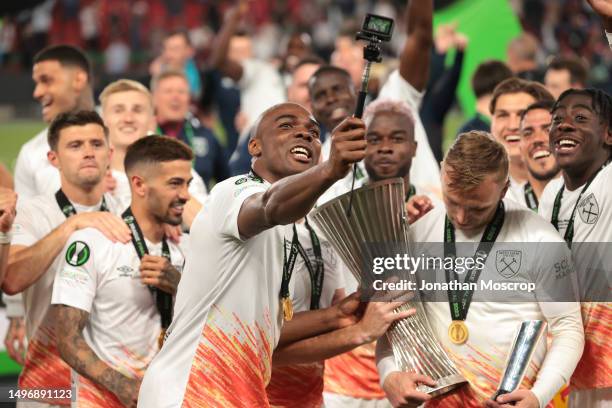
[377,132,584,408]
[138,102,410,406]
[518,100,560,210]
[52,136,190,407]
[2,111,129,407]
[539,88,612,407]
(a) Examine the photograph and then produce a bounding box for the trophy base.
[417,373,467,397]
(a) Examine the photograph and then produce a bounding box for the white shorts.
[569,388,612,408]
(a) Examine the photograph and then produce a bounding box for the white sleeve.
[375,333,400,388]
[531,303,584,407]
[529,239,584,407]
[607,31,612,50]
[215,177,268,241]
[13,145,37,200]
[378,70,424,111]
[188,169,208,203]
[51,231,99,313]
[10,202,42,247]
[2,293,24,317]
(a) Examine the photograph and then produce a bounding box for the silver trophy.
[493,320,547,400]
[311,178,466,396]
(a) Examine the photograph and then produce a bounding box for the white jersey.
[240,59,287,129]
[51,227,187,406]
[10,192,121,397]
[377,199,584,407]
[13,128,60,200]
[110,168,208,211]
[138,174,291,407]
[539,163,612,389]
[505,176,527,208]
[266,221,346,407]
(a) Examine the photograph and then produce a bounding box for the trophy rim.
[312,177,406,217]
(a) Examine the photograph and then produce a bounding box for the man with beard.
[5,45,96,366]
[308,0,440,194]
[51,136,189,407]
[377,131,584,408]
[138,103,411,407]
[489,78,554,206]
[518,100,560,210]
[2,111,129,408]
[539,88,612,407]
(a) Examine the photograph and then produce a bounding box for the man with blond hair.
[377,131,584,408]
[99,78,207,226]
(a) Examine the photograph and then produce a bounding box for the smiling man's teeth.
[505,135,520,142]
[291,147,310,158]
[532,151,550,159]
[559,139,577,147]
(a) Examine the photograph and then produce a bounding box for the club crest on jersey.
[577,193,599,225]
[66,241,91,267]
[495,250,522,278]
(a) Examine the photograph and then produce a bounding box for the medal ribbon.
[444,202,505,321]
[523,182,538,211]
[551,160,610,247]
[55,189,109,218]
[405,184,416,202]
[122,207,173,331]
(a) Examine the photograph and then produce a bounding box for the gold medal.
[158,329,166,349]
[448,320,468,345]
[282,297,294,321]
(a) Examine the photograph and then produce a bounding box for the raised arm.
[586,0,612,32]
[398,0,435,92]
[53,305,141,408]
[208,1,249,82]
[238,117,367,239]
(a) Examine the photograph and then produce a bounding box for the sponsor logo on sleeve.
[66,241,91,267]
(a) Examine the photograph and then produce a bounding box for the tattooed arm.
[53,305,141,408]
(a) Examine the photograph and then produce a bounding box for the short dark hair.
[294,56,325,72]
[554,88,612,129]
[547,56,588,86]
[490,78,554,114]
[124,135,194,175]
[472,60,513,99]
[34,45,91,81]
[308,65,352,90]
[520,100,556,122]
[165,29,192,47]
[48,110,107,150]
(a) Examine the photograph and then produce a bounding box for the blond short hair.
[150,69,188,92]
[442,131,509,190]
[99,79,152,110]
[363,98,415,129]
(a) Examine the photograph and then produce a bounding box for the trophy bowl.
[311,178,466,396]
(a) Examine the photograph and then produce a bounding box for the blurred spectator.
[506,32,545,82]
[544,55,588,99]
[104,34,130,75]
[152,69,229,188]
[457,60,514,135]
[150,30,201,99]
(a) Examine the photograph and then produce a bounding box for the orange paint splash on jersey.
[182,308,274,408]
[571,302,612,389]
